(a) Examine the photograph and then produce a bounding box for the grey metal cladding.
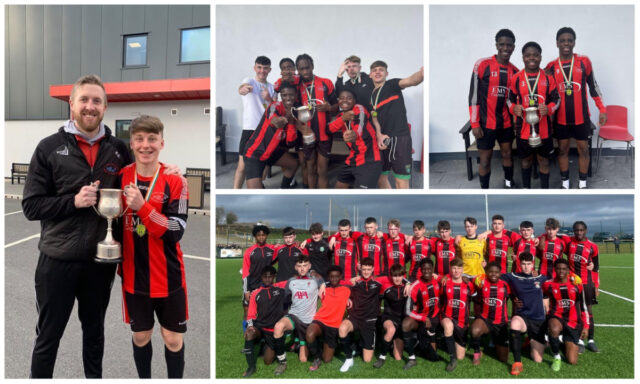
[166,5,191,79]
[26,5,45,119]
[81,5,102,77]
[8,5,27,119]
[100,5,124,83]
[43,5,64,117]
[144,5,169,80]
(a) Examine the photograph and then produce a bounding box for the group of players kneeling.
[241,218,599,377]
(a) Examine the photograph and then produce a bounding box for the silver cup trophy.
[524,106,542,148]
[292,99,324,146]
[94,188,127,263]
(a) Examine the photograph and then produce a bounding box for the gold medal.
[566,89,572,96]
[136,223,147,237]
[529,99,535,106]
[372,111,378,117]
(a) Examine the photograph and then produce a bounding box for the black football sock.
[339,336,353,358]
[522,167,532,189]
[471,336,482,353]
[274,336,287,361]
[503,166,514,182]
[540,172,550,189]
[588,313,595,339]
[308,339,318,359]
[403,331,417,356]
[549,335,561,355]
[133,339,152,379]
[281,176,294,189]
[561,170,570,180]
[579,172,588,181]
[380,339,392,357]
[445,336,455,359]
[165,343,185,379]
[243,339,256,370]
[479,173,490,189]
[510,330,522,362]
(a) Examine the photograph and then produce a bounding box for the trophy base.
[95,242,123,264]
[528,138,542,148]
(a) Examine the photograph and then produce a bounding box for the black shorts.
[381,135,412,178]
[287,314,310,341]
[125,287,188,333]
[476,126,515,150]
[548,316,582,344]
[337,162,382,189]
[583,282,598,305]
[517,137,554,159]
[239,130,255,153]
[554,121,591,141]
[348,316,377,350]
[243,150,287,179]
[380,313,403,340]
[521,316,546,344]
[257,328,276,350]
[478,317,509,346]
[451,322,469,347]
[302,138,333,160]
[312,320,339,349]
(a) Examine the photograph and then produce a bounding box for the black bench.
[185,168,210,191]
[11,163,29,184]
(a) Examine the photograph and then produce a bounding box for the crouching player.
[402,258,441,370]
[242,83,300,189]
[306,266,352,371]
[373,264,409,368]
[328,89,382,188]
[121,115,189,378]
[543,259,589,371]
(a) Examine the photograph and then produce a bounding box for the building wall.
[430,5,634,153]
[5,4,210,120]
[5,99,210,176]
[216,5,424,161]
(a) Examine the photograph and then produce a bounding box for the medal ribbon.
[134,165,161,203]
[558,55,574,93]
[370,81,385,117]
[525,70,541,106]
[303,76,315,108]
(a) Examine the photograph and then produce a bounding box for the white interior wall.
[429,5,634,154]
[216,4,424,160]
[5,99,210,176]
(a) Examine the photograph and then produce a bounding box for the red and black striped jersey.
[246,284,289,330]
[406,276,441,322]
[511,237,537,273]
[369,78,410,137]
[242,243,277,293]
[486,230,520,274]
[297,76,337,142]
[440,279,475,328]
[469,55,519,129]
[355,233,387,276]
[274,75,301,93]
[545,54,606,126]
[377,275,408,320]
[507,69,560,139]
[333,236,359,280]
[121,164,188,298]
[328,104,381,166]
[384,237,409,270]
[543,280,587,329]
[565,237,599,286]
[536,234,568,278]
[430,237,456,276]
[243,101,297,161]
[475,278,511,325]
[274,243,305,282]
[408,237,432,282]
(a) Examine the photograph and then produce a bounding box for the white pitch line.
[599,289,634,303]
[596,324,634,328]
[599,266,633,269]
[5,234,40,248]
[5,210,23,216]
[183,254,210,261]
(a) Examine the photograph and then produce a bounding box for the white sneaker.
[579,180,587,189]
[562,179,570,189]
[340,358,354,372]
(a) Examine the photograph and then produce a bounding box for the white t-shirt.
[241,77,275,131]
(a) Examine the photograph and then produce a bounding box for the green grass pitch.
[215,252,633,378]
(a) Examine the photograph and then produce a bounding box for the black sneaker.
[242,366,256,378]
[403,359,417,370]
[274,361,287,376]
[446,359,458,372]
[373,357,386,368]
[587,341,601,353]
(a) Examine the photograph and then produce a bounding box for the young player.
[536,217,568,278]
[440,258,475,372]
[403,258,441,370]
[274,227,305,282]
[272,255,326,375]
[430,220,457,276]
[511,221,538,273]
[242,266,287,377]
[306,266,351,371]
[543,259,589,370]
[384,219,409,270]
[295,53,338,189]
[335,55,374,107]
[300,223,332,281]
[407,220,432,282]
[120,115,189,378]
[330,219,360,280]
[242,225,276,329]
[242,83,300,189]
[457,217,487,278]
[328,89,382,188]
[469,262,511,365]
[373,264,409,368]
[545,27,607,189]
[356,217,387,276]
[369,61,424,189]
[507,42,560,189]
[468,28,519,189]
[485,214,521,274]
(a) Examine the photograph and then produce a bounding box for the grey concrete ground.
[5,196,210,378]
[216,153,424,189]
[429,153,634,189]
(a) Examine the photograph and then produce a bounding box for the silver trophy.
[292,99,325,146]
[524,106,542,147]
[93,188,127,263]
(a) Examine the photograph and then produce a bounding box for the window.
[115,120,133,153]
[180,27,210,63]
[123,34,148,67]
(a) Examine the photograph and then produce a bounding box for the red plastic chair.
[596,105,634,175]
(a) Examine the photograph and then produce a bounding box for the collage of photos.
[0,2,634,382]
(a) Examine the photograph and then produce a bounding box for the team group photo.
[215,194,633,378]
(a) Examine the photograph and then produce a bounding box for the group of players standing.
[240,215,600,376]
[469,27,607,189]
[235,54,423,189]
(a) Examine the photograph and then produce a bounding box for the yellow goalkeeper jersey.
[458,236,486,277]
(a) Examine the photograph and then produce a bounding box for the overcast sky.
[216,194,634,235]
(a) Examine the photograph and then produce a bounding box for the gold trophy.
[524,106,542,148]
[93,188,127,263]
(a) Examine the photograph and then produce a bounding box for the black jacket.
[22,126,132,261]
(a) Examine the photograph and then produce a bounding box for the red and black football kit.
[536,234,568,278]
[384,237,409,271]
[273,243,305,282]
[346,277,385,350]
[242,243,277,298]
[474,278,511,346]
[486,230,520,274]
[333,236,359,280]
[121,164,189,332]
[441,279,475,346]
[543,281,588,329]
[297,76,337,158]
[377,275,408,332]
[469,56,519,149]
[408,237,432,281]
[246,284,289,331]
[355,233,387,276]
[406,276,441,323]
[302,237,332,281]
[565,237,599,286]
[274,75,301,93]
[511,237,537,273]
[430,237,456,276]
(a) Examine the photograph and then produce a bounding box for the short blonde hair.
[70,74,107,105]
